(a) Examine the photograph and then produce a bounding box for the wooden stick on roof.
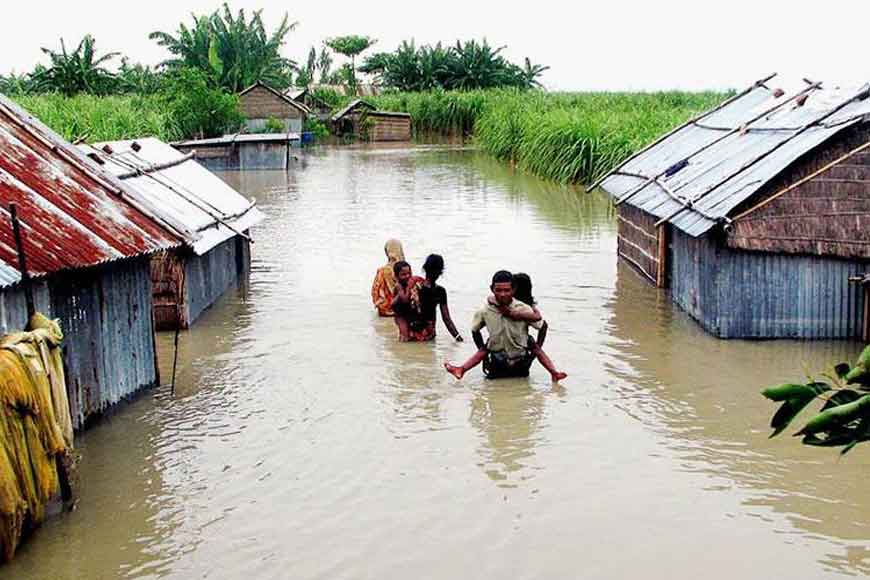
[655,83,870,228]
[587,72,778,192]
[611,79,820,210]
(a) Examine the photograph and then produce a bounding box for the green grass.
[371,89,729,184]
[12,89,729,184]
[12,93,183,142]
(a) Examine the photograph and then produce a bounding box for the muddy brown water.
[6,145,869,579]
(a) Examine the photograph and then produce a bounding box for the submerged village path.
[7,145,870,579]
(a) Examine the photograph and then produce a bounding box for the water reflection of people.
[371,239,405,317]
[470,380,547,487]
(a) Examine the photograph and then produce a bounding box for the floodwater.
[6,145,870,579]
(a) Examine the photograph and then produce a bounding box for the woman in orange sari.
[371,239,405,316]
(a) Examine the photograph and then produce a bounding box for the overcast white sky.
[3,0,869,91]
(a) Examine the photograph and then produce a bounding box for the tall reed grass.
[11,94,183,142]
[12,89,728,185]
[372,89,728,184]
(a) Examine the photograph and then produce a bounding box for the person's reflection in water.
[469,379,548,488]
[373,317,447,432]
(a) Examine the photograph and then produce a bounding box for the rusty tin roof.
[0,94,184,287]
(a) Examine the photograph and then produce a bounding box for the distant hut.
[239,81,309,133]
[331,99,377,137]
[286,87,332,121]
[331,101,412,141]
[599,76,870,340]
[0,95,183,429]
[79,138,266,330]
[362,110,412,142]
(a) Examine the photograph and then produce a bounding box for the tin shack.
[79,138,265,329]
[599,76,870,340]
[173,133,301,171]
[239,81,309,133]
[0,94,183,428]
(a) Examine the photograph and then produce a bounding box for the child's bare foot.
[550,371,568,382]
[444,362,465,380]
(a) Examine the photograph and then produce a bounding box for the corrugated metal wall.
[49,259,157,429]
[671,229,867,339]
[0,282,51,334]
[184,236,250,326]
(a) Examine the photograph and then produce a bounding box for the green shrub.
[303,117,330,139]
[159,68,243,139]
[264,117,285,133]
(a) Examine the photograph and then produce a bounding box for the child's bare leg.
[530,344,567,381]
[394,316,411,342]
[444,349,486,380]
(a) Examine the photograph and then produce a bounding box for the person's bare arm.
[504,305,542,322]
[440,303,463,341]
[392,282,409,308]
[472,330,486,350]
[537,320,548,347]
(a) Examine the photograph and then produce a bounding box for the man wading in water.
[444,270,565,380]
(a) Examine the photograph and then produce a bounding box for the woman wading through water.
[392,254,463,343]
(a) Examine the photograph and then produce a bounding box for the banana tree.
[33,35,119,96]
[762,345,870,454]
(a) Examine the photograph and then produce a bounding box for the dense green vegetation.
[149,3,297,92]
[762,345,870,455]
[13,93,182,142]
[361,40,548,92]
[371,89,727,184]
[12,68,242,141]
[10,88,727,184]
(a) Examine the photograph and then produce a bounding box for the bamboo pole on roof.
[587,72,778,192]
[613,81,822,210]
[655,84,870,228]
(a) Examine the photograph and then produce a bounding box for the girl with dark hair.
[408,254,463,342]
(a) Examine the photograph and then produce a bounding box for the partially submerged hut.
[332,101,412,141]
[599,76,870,340]
[79,138,265,330]
[172,133,301,171]
[0,94,183,428]
[239,81,309,133]
[331,99,377,136]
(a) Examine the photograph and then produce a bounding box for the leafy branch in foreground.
[762,345,870,454]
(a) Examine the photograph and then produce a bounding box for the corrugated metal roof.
[80,138,265,256]
[174,133,300,147]
[0,94,183,288]
[600,77,870,237]
[332,99,377,122]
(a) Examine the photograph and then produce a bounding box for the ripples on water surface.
[7,145,869,579]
